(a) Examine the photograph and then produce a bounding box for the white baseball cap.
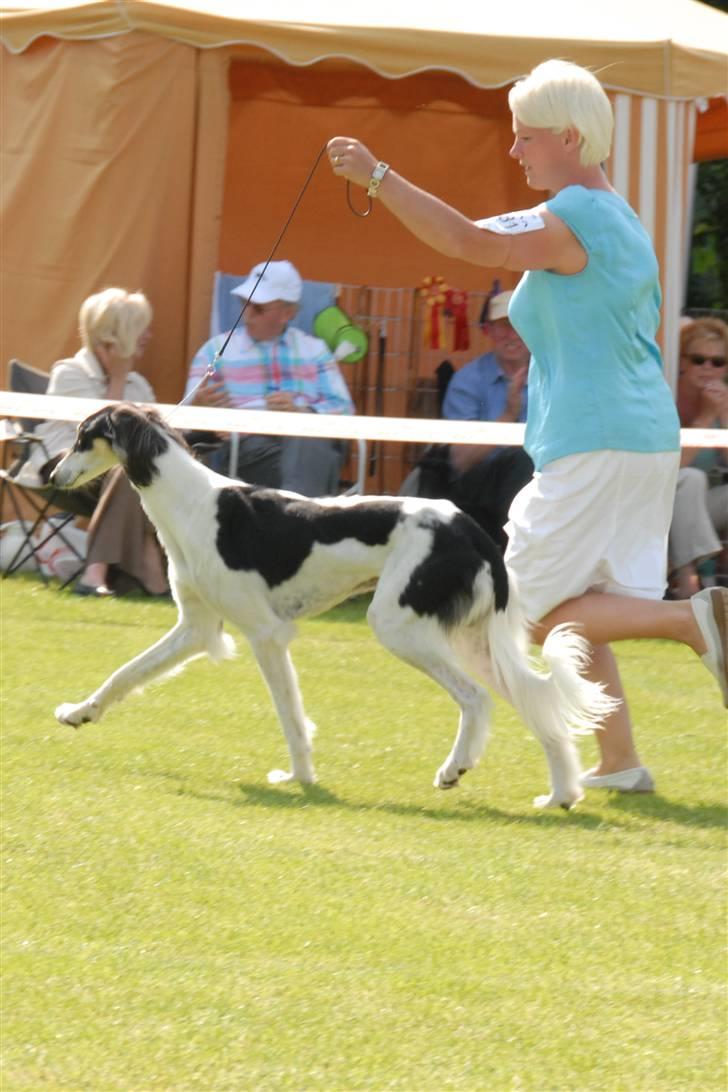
[484,290,513,323]
[231,260,303,305]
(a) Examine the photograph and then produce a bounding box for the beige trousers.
[668,467,728,572]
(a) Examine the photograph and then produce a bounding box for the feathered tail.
[485,586,619,808]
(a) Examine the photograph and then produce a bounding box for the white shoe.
[580,766,655,792]
[691,587,728,708]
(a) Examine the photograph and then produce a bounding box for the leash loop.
[346,180,373,218]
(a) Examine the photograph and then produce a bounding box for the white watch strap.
[367,161,390,198]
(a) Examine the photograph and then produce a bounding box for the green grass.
[1,576,726,1091]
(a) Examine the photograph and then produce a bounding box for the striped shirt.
[185,326,354,416]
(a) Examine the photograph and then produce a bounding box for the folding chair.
[0,359,95,585]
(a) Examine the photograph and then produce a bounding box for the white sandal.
[691,587,728,708]
[580,766,655,792]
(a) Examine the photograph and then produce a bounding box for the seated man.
[185,260,354,495]
[405,290,533,550]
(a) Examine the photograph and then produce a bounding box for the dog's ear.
[108,404,169,487]
[100,407,119,446]
[105,404,139,450]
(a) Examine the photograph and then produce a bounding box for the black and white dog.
[51,404,615,808]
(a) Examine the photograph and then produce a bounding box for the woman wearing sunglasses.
[669,317,728,599]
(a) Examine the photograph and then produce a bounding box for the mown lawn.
[1,576,726,1091]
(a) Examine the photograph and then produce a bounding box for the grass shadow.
[235,779,727,831]
[604,791,727,828]
[124,766,728,832]
[235,780,610,830]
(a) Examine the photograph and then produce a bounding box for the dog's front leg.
[55,619,212,727]
[251,634,316,785]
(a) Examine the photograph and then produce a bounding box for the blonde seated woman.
[31,288,169,597]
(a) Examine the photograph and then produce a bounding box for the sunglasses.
[686,352,726,368]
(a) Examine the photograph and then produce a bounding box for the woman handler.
[328,59,726,794]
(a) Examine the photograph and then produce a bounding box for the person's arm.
[308,355,355,416]
[185,341,232,409]
[127,373,155,404]
[276,333,355,415]
[35,361,100,461]
[327,138,586,275]
[93,344,133,401]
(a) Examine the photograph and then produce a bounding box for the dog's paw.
[433,765,468,790]
[55,700,100,727]
[267,768,317,786]
[533,790,583,811]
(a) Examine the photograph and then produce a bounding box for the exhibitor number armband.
[476,210,546,235]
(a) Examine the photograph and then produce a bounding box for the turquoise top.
[509,186,680,471]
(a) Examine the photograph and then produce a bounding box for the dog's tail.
[487,593,617,736]
[485,582,619,806]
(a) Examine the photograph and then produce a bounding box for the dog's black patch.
[215,488,402,586]
[399,511,508,627]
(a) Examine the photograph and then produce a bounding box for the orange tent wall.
[218,58,533,293]
[0,33,198,404]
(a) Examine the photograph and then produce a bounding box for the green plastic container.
[313,306,369,363]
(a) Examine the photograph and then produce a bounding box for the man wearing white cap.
[185,260,354,495]
[439,289,534,549]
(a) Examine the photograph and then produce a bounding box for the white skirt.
[504,449,680,623]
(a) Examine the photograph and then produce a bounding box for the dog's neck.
[129,429,223,554]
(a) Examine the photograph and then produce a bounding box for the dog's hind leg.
[250,631,316,786]
[368,604,492,790]
[56,596,229,727]
[432,681,493,790]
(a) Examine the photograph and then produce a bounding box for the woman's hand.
[94,342,134,399]
[698,380,728,427]
[327,138,378,189]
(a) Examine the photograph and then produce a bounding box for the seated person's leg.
[279,437,344,496]
[231,434,282,487]
[397,444,451,498]
[226,434,343,495]
[706,482,728,542]
[81,468,168,596]
[668,467,721,599]
[398,467,422,497]
[449,447,534,549]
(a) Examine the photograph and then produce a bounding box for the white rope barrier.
[0,391,725,449]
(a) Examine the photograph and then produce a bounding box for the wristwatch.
[367,161,390,198]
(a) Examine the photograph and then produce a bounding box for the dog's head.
[51,404,177,490]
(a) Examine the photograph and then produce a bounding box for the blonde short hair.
[508,60,614,167]
[680,316,728,357]
[79,288,152,358]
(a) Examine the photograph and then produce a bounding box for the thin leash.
[178,145,372,408]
